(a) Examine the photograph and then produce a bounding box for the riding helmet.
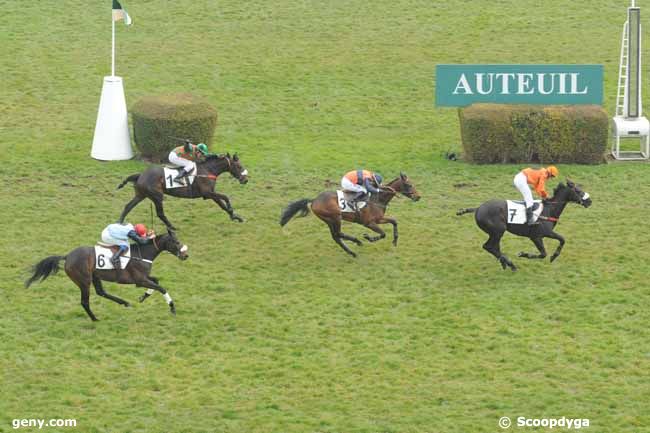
[134,224,147,236]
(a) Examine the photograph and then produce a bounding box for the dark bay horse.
[280,173,420,257]
[457,180,592,271]
[117,153,249,230]
[25,232,189,321]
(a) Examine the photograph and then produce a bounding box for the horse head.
[228,153,249,184]
[157,229,189,260]
[388,172,421,201]
[553,179,592,208]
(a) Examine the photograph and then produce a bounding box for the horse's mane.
[551,182,567,197]
[205,154,227,162]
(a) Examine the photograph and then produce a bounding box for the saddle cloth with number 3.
[336,190,368,213]
[94,245,131,270]
[505,200,544,224]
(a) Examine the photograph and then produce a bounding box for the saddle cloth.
[163,163,197,189]
[337,190,368,213]
[94,244,131,270]
[506,200,543,224]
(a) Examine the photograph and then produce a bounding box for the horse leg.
[205,192,243,222]
[151,194,177,231]
[546,231,566,262]
[482,232,517,271]
[138,276,158,303]
[328,220,357,257]
[376,216,398,246]
[119,195,145,224]
[340,231,363,246]
[136,278,176,315]
[92,274,130,307]
[518,238,547,259]
[73,279,98,321]
[362,222,386,243]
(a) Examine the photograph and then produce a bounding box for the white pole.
[111,14,115,77]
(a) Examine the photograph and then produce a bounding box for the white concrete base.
[612,116,650,160]
[91,76,133,161]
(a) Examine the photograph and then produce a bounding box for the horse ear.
[233,153,239,161]
[400,172,406,180]
[167,228,176,238]
[226,152,231,158]
[566,177,574,187]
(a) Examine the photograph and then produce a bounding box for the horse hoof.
[363,234,372,241]
[550,255,559,263]
[517,252,525,257]
[124,302,131,308]
[138,295,147,303]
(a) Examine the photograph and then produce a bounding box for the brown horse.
[280,173,420,257]
[117,153,248,231]
[25,231,189,321]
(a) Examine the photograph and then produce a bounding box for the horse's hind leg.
[328,220,358,257]
[518,238,547,259]
[119,195,145,224]
[482,232,517,271]
[73,279,98,321]
[92,275,130,307]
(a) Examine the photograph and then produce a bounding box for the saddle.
[337,190,369,213]
[96,242,120,254]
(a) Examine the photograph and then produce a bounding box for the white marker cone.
[91,76,133,160]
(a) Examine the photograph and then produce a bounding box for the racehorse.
[117,153,248,231]
[25,231,189,321]
[456,180,592,271]
[280,173,420,257]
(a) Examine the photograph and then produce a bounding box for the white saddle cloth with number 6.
[163,164,197,189]
[506,200,544,224]
[337,190,368,213]
[94,245,131,270]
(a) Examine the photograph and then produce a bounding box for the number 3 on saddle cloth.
[336,190,369,213]
[505,200,544,225]
[163,163,197,189]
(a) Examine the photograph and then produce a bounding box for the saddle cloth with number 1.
[163,163,197,189]
[505,200,543,224]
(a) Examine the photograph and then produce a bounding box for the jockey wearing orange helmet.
[513,166,559,225]
[101,222,154,269]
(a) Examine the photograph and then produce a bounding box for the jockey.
[341,169,384,210]
[513,165,559,225]
[168,141,210,182]
[101,223,154,269]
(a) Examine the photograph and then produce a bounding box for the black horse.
[457,180,592,271]
[25,231,189,321]
[117,153,248,230]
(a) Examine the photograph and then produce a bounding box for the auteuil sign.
[436,65,603,106]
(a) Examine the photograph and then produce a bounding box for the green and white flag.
[112,0,132,26]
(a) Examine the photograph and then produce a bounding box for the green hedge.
[458,104,608,164]
[131,93,218,161]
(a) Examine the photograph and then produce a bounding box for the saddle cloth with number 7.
[505,200,544,224]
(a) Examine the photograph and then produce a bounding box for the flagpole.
[111,11,115,77]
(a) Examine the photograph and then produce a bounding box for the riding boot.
[173,168,188,183]
[111,246,127,270]
[526,206,536,226]
[350,192,367,218]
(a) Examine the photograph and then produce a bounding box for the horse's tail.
[456,208,477,216]
[117,174,140,190]
[25,256,66,288]
[280,198,312,226]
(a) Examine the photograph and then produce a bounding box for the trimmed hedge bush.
[131,93,218,161]
[458,104,608,164]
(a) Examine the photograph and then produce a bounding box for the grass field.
[2,1,650,432]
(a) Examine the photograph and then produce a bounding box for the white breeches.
[341,177,366,193]
[101,228,128,247]
[168,152,196,172]
[513,172,534,208]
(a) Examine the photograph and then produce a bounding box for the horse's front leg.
[363,222,386,243]
[138,276,159,303]
[546,231,566,262]
[136,277,176,315]
[205,192,244,222]
[518,237,547,259]
[377,216,398,246]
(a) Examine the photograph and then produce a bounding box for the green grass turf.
[1,1,650,432]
